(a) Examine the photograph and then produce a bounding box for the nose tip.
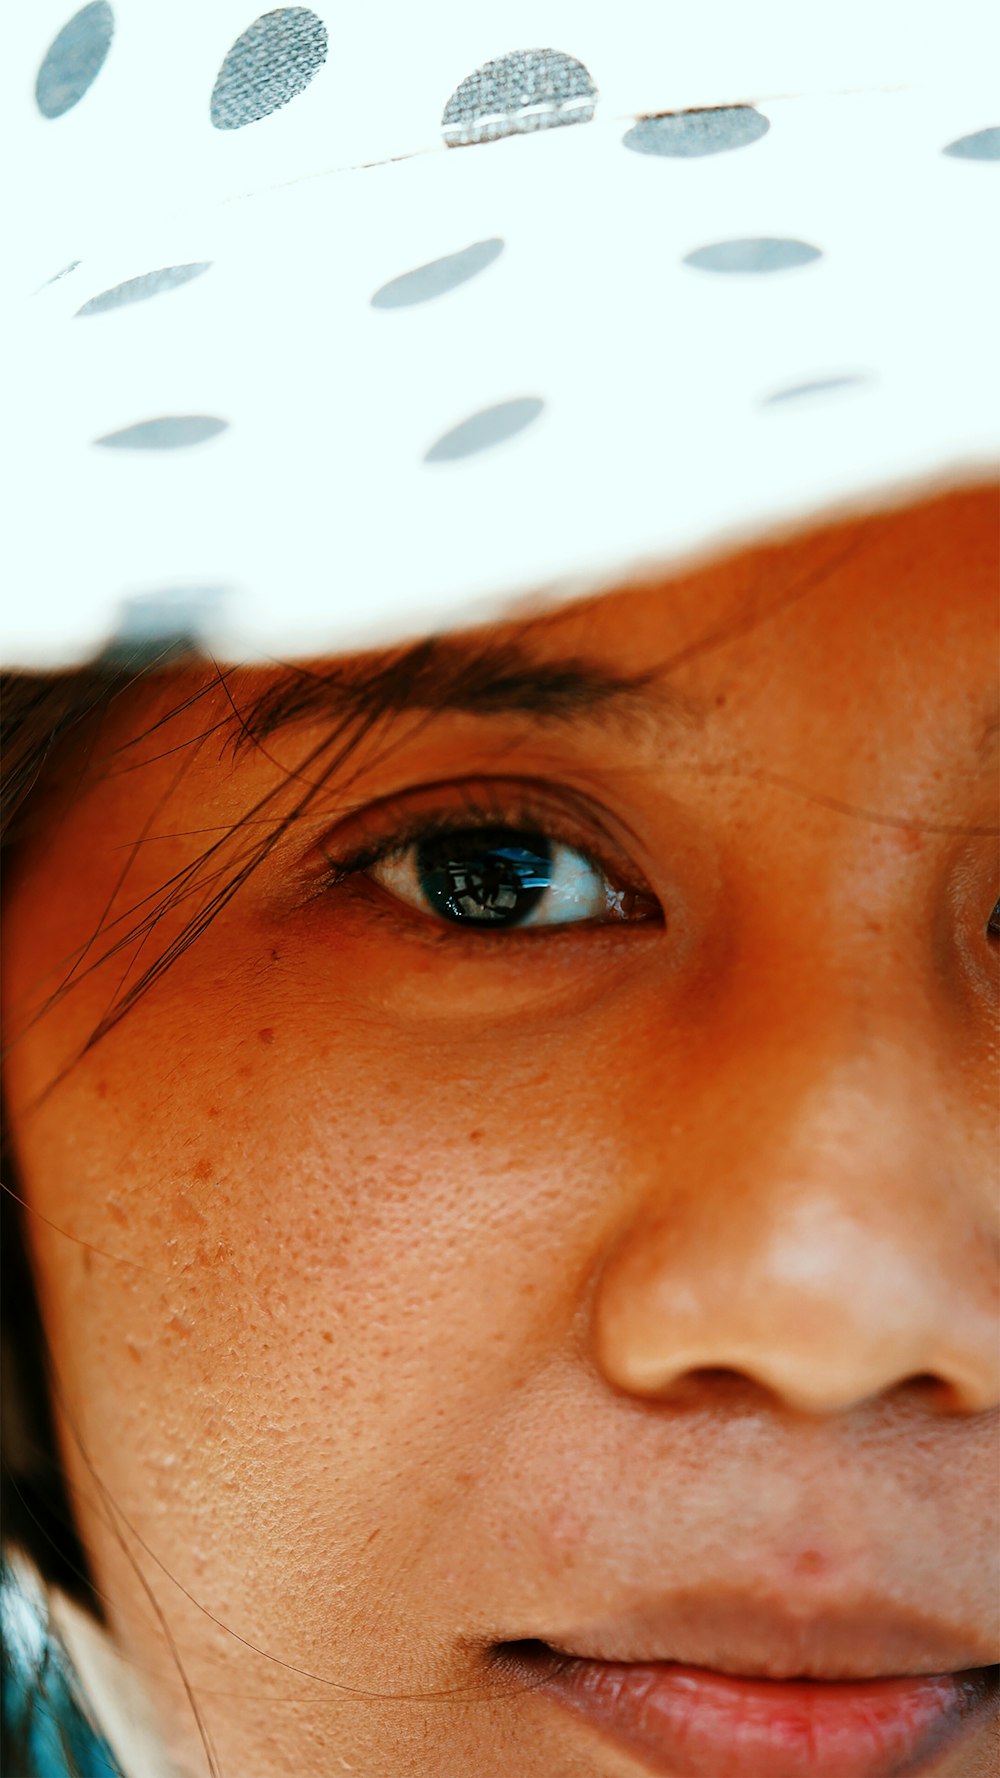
[592,1197,1000,1419]
[588,976,1000,1423]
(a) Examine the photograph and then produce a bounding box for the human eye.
[370,824,655,930]
[315,785,662,934]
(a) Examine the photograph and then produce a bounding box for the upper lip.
[531,1589,999,1682]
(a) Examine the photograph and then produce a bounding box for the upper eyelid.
[312,777,649,884]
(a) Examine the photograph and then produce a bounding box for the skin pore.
[2,484,998,1777]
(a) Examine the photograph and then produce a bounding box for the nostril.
[651,1366,773,1409]
[898,1372,963,1411]
[688,1366,746,1383]
[681,1366,749,1392]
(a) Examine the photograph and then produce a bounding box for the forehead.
[117,483,995,761]
[44,483,996,796]
[522,482,996,674]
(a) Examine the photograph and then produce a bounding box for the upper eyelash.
[315,787,635,894]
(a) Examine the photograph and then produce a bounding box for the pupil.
[416,828,554,927]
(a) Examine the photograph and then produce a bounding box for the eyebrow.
[226,633,702,757]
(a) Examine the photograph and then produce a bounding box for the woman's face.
[3,487,998,1778]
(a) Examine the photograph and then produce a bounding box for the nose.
[591,1043,1000,1418]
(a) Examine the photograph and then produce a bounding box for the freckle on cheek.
[791,1549,830,1578]
[169,1189,208,1228]
[257,1027,275,1046]
[543,1508,588,1575]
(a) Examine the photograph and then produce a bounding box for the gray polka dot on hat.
[942,125,1000,161]
[684,238,822,274]
[94,416,228,449]
[762,374,872,406]
[623,107,769,158]
[35,2,114,119]
[76,264,212,317]
[107,586,231,657]
[442,49,596,147]
[371,239,504,309]
[211,8,327,131]
[424,398,544,463]
[41,260,82,288]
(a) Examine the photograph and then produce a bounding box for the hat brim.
[8,78,999,669]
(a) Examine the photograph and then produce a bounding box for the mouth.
[493,1600,999,1778]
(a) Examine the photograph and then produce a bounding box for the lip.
[506,1647,998,1778]
[495,1591,998,1778]
[525,1591,998,1681]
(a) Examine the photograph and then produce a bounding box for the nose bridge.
[591,1039,1000,1418]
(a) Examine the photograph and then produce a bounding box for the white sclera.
[370,838,619,927]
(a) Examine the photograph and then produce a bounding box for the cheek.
[12,995,623,1696]
[17,971,611,1536]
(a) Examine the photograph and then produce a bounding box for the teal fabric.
[1,1558,122,1778]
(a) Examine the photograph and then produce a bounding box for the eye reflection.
[368,826,644,929]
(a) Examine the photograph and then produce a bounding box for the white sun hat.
[5,0,999,670]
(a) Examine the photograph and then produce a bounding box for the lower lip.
[514,1648,997,1778]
